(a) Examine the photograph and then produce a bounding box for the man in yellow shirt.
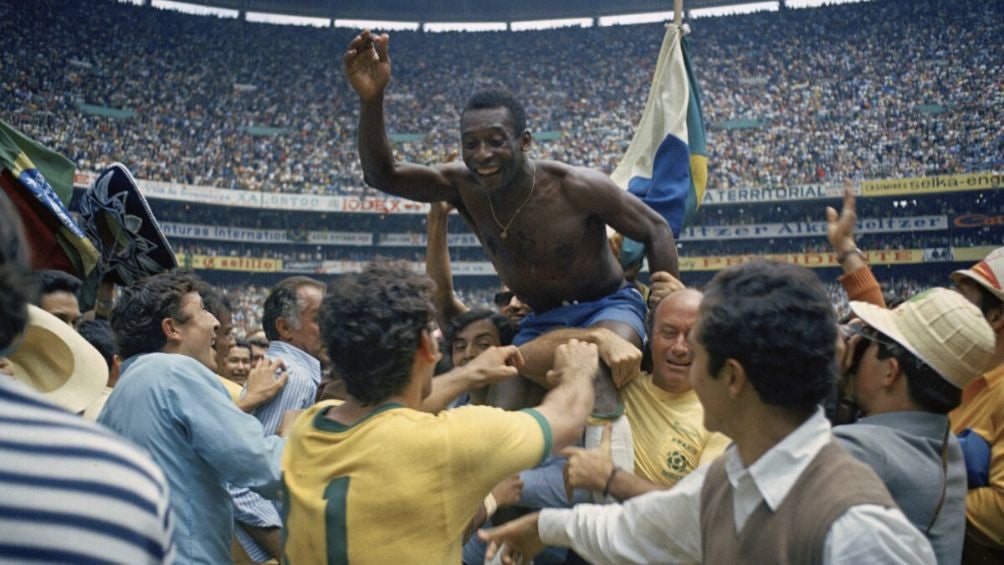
[949,247,1004,561]
[281,263,597,564]
[563,288,729,501]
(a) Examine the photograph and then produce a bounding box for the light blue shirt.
[233,340,321,560]
[99,352,285,565]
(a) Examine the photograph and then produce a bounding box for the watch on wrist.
[836,247,864,264]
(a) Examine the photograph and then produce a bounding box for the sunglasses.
[853,325,898,349]
[493,291,515,308]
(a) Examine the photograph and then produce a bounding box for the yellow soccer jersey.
[217,375,243,404]
[281,401,551,564]
[621,372,730,487]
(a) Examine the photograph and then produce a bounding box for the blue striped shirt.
[232,340,320,561]
[0,378,176,564]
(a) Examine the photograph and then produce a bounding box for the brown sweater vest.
[700,441,895,565]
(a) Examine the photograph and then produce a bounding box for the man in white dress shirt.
[480,260,936,564]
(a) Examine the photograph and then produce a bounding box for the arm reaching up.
[344,30,459,202]
[426,201,468,331]
[825,180,885,307]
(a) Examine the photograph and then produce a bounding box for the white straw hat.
[850,287,995,389]
[8,305,109,413]
[951,247,1004,302]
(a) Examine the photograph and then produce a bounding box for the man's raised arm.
[573,169,679,278]
[344,30,458,202]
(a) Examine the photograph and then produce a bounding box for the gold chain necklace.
[488,161,536,239]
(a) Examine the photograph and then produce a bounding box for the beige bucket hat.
[951,246,1004,302]
[850,287,995,389]
[8,305,108,413]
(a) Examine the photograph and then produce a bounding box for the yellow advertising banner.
[175,253,282,273]
[680,249,925,272]
[861,172,1002,197]
[952,246,1000,263]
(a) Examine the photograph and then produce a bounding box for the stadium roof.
[176,0,774,22]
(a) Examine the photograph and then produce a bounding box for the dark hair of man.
[199,283,232,322]
[34,269,82,298]
[232,339,252,356]
[0,193,35,351]
[446,309,515,349]
[247,333,269,348]
[463,90,527,137]
[77,319,118,371]
[699,260,836,413]
[263,276,325,342]
[873,334,961,414]
[319,263,433,405]
[111,270,204,359]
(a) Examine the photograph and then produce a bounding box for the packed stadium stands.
[5,0,1000,337]
[3,0,1000,195]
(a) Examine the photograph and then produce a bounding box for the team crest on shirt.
[666,450,689,473]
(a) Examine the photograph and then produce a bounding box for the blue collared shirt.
[233,340,321,560]
[99,352,285,565]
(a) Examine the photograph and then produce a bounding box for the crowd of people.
[3,0,1002,563]
[4,185,1003,563]
[4,0,1000,197]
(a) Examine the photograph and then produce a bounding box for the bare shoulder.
[545,161,623,206]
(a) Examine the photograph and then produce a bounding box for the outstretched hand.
[648,271,685,309]
[467,345,525,387]
[480,512,544,565]
[594,330,642,388]
[545,339,599,387]
[239,357,288,412]
[560,421,614,502]
[825,180,858,254]
[344,29,391,101]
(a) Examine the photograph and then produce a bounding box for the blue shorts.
[512,285,647,346]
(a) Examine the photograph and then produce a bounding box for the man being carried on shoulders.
[344,31,677,418]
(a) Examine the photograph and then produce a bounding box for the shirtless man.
[345,30,678,413]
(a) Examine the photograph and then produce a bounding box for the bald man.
[563,289,730,501]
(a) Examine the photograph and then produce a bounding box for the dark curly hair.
[111,270,204,359]
[699,260,836,413]
[34,269,82,297]
[0,192,35,352]
[463,90,527,137]
[319,263,433,405]
[199,284,232,322]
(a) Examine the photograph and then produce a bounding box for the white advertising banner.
[162,222,373,245]
[680,216,947,241]
[378,233,481,247]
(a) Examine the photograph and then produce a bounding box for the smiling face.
[650,290,702,394]
[460,107,530,192]
[172,292,220,371]
[223,345,252,385]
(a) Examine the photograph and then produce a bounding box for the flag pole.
[674,0,683,25]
